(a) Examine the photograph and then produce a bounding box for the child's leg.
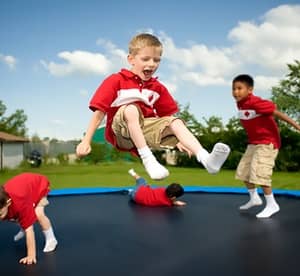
[256,186,280,218]
[35,206,58,252]
[124,105,169,180]
[239,181,263,210]
[169,119,230,174]
[128,168,147,200]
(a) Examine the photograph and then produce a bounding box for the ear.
[127,54,134,66]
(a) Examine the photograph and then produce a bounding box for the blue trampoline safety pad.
[49,186,300,198]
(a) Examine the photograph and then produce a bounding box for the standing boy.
[76,33,230,180]
[232,74,300,218]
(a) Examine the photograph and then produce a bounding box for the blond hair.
[128,33,163,56]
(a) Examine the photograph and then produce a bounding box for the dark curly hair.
[0,185,9,208]
[165,183,184,198]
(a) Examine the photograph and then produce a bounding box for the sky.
[1,0,300,140]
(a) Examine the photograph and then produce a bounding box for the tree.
[270,60,300,171]
[0,100,27,136]
[271,60,300,122]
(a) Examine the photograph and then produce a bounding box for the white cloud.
[41,50,114,76]
[228,5,300,72]
[160,34,237,77]
[158,5,300,89]
[254,75,280,92]
[96,39,127,68]
[181,72,227,86]
[40,4,300,90]
[160,79,178,95]
[0,53,17,69]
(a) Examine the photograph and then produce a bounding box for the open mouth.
[143,69,153,78]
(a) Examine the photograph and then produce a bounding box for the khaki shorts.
[235,144,278,186]
[36,197,49,207]
[112,105,179,150]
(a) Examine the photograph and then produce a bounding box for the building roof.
[0,131,29,142]
[92,126,106,143]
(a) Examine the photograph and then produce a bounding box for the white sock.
[256,194,280,218]
[14,229,25,242]
[138,146,169,180]
[197,143,230,174]
[43,227,58,252]
[196,148,210,166]
[239,188,263,210]
[128,168,137,177]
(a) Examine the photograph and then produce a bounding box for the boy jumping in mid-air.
[76,33,230,180]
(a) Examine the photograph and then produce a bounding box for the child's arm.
[76,110,106,157]
[274,110,300,131]
[173,200,186,206]
[19,225,36,265]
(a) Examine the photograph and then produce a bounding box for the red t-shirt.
[4,173,50,230]
[89,69,179,151]
[237,94,281,149]
[134,185,173,206]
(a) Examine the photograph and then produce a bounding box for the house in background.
[0,131,29,169]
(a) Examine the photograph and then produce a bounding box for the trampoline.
[1,187,300,276]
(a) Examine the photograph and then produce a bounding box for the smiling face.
[232,81,253,102]
[127,46,162,81]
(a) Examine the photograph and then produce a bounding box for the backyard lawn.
[1,162,300,190]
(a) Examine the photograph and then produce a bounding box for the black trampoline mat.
[1,193,300,276]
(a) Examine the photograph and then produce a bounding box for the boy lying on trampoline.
[127,168,186,206]
[0,173,58,265]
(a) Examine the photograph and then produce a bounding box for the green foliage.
[86,143,110,164]
[271,60,300,122]
[177,101,300,171]
[275,126,300,171]
[56,153,69,165]
[0,100,27,136]
[84,142,137,164]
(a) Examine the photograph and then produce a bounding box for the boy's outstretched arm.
[19,226,36,265]
[173,200,186,206]
[274,110,300,131]
[76,110,105,157]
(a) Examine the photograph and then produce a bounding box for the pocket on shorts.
[253,144,278,185]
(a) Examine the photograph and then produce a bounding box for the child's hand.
[76,141,91,157]
[173,200,186,206]
[176,142,192,158]
[19,255,37,265]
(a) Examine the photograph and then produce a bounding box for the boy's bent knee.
[124,104,141,119]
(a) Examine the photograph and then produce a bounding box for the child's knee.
[124,104,141,119]
[35,206,46,219]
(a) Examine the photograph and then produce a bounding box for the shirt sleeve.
[89,74,120,113]
[18,200,37,230]
[153,83,179,116]
[254,97,276,115]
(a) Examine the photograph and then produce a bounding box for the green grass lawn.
[1,161,300,190]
